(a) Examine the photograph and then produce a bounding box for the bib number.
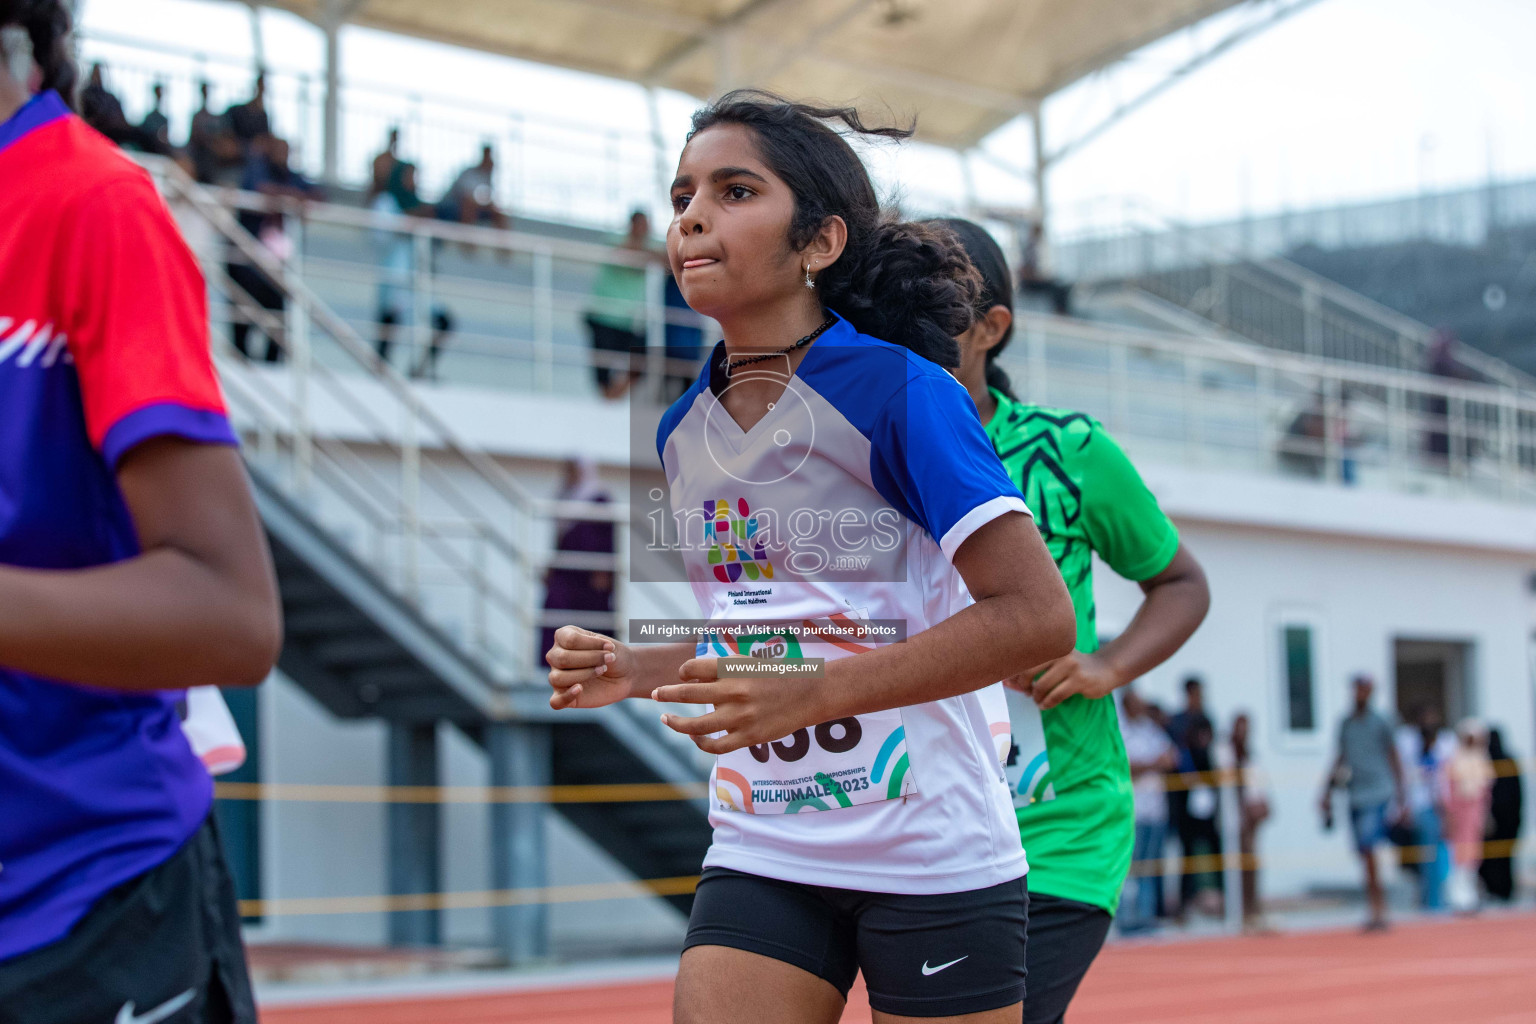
[701,627,917,814]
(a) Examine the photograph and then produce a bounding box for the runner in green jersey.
[932,221,1211,1024]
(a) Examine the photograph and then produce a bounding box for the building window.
[1282,624,1316,732]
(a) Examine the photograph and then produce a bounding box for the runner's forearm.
[627,641,699,698]
[813,515,1074,722]
[0,442,279,692]
[1097,544,1209,688]
[0,552,278,691]
[816,588,1074,723]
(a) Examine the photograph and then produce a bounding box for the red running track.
[262,912,1536,1024]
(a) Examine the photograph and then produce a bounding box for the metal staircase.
[1063,200,1536,390]
[142,157,710,962]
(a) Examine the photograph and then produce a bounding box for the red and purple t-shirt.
[0,91,239,961]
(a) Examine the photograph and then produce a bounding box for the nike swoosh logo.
[921,955,969,976]
[116,989,195,1024]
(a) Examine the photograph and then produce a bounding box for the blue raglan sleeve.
[869,368,1031,562]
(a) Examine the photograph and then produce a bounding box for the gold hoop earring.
[804,264,815,288]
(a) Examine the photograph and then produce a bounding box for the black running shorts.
[1021,893,1113,1024]
[684,867,1029,1018]
[0,815,257,1024]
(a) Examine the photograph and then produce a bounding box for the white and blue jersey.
[656,314,1031,894]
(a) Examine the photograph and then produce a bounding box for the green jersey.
[984,390,1180,913]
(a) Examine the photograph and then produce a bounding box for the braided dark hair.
[686,91,980,368]
[928,217,1018,400]
[1,0,77,108]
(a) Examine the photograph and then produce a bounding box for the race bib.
[1004,686,1056,808]
[700,626,918,814]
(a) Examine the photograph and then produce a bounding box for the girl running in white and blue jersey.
[547,92,1076,1024]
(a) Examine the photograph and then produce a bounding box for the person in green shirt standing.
[934,220,1212,1024]
[586,209,656,399]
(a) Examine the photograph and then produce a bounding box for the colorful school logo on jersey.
[704,497,775,584]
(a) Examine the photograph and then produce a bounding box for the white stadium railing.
[160,174,1536,509]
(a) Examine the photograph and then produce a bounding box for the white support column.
[489,723,552,966]
[387,722,442,947]
[646,86,670,220]
[1031,102,1048,236]
[959,150,978,220]
[321,0,345,185]
[246,1,266,71]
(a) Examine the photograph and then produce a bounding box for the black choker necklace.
[724,316,836,376]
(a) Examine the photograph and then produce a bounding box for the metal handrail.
[1014,311,1536,411]
[168,160,1536,514]
[1057,197,1535,390]
[1003,312,1536,503]
[143,154,657,689]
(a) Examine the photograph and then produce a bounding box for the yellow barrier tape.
[214,758,1527,803]
[215,781,709,804]
[237,837,1526,918]
[238,875,699,919]
[1159,756,1525,794]
[1124,837,1523,878]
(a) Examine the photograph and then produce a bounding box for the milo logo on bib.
[701,619,917,815]
[740,632,800,661]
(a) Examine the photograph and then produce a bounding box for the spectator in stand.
[585,209,653,399]
[1443,719,1496,913]
[1227,712,1273,932]
[1017,220,1071,315]
[135,81,171,155]
[1165,676,1221,918]
[369,126,400,201]
[439,143,510,231]
[371,160,454,379]
[225,71,270,149]
[1279,388,1359,483]
[188,81,240,184]
[79,62,132,145]
[1320,674,1406,931]
[1478,727,1522,902]
[1395,704,1453,910]
[228,134,319,362]
[539,457,615,663]
[1423,329,1478,468]
[1117,687,1176,935]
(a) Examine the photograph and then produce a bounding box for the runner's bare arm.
[654,511,1076,753]
[0,438,281,691]
[1024,542,1209,710]
[546,626,695,709]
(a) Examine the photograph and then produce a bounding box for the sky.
[73,0,1536,237]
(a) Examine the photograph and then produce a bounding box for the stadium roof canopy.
[257,0,1287,150]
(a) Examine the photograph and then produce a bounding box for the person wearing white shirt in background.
[1224,712,1273,933]
[1395,704,1455,911]
[1118,687,1175,934]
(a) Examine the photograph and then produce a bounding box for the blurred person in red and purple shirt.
[0,4,281,1022]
